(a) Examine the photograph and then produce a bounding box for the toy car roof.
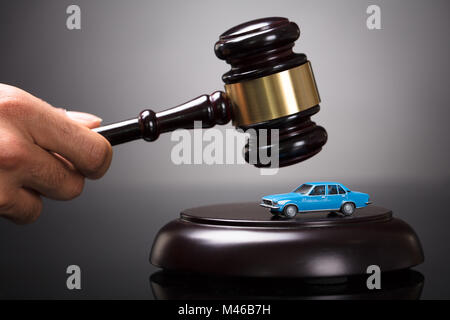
[303,182,343,186]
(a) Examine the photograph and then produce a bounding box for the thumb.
[65,111,103,129]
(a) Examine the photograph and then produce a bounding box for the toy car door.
[304,185,327,211]
[325,184,341,210]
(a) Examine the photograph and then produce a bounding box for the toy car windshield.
[293,184,312,194]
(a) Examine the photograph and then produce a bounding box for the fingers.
[0,84,112,180]
[31,105,112,180]
[20,143,85,201]
[0,187,42,225]
[66,111,102,129]
[0,128,85,201]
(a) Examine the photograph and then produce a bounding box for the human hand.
[0,84,112,224]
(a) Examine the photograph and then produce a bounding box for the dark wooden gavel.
[94,17,327,167]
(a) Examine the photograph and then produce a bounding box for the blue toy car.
[260,182,371,218]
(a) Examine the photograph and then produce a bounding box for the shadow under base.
[150,203,424,278]
[150,269,424,300]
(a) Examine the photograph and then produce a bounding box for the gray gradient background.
[0,0,449,299]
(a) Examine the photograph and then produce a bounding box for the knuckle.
[0,188,41,225]
[0,84,23,97]
[18,198,42,225]
[0,94,28,121]
[56,118,75,140]
[0,134,27,170]
[30,161,67,190]
[64,176,85,200]
[29,161,85,200]
[84,138,112,178]
[0,190,14,212]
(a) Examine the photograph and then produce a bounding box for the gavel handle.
[93,91,232,146]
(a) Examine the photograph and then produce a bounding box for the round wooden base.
[150,203,424,278]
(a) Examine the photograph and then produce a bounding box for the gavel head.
[214,17,327,168]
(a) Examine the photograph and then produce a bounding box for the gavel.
[94,17,327,167]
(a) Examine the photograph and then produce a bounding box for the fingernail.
[66,111,102,123]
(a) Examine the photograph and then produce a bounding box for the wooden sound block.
[150,203,424,278]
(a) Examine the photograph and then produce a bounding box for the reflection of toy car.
[260,182,371,218]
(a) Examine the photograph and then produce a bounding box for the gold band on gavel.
[224,61,321,127]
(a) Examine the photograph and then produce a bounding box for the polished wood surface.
[181,203,392,227]
[94,91,231,145]
[215,17,308,84]
[150,204,424,278]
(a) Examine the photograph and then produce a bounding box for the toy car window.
[310,185,325,196]
[328,185,338,195]
[294,184,312,194]
[338,185,346,194]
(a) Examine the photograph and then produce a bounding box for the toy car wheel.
[283,205,297,218]
[341,202,355,216]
